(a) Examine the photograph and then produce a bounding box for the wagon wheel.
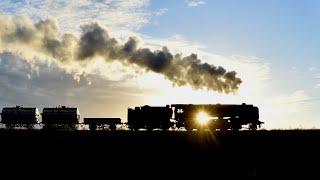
[89,124,97,131]
[249,123,257,131]
[109,124,116,131]
[185,124,193,131]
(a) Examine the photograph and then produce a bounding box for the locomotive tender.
[0,103,262,131]
[127,105,173,131]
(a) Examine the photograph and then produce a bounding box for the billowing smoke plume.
[0,15,242,93]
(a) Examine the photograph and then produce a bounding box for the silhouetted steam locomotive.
[128,104,262,131]
[0,103,262,131]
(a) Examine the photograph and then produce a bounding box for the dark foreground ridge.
[0,129,319,178]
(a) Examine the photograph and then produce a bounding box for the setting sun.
[196,111,211,125]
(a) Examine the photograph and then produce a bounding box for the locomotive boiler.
[171,103,261,131]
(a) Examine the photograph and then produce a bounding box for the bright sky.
[0,0,319,129]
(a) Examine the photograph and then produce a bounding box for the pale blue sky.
[142,0,320,96]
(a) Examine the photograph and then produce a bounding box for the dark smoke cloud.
[0,15,242,93]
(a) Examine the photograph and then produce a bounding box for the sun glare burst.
[196,111,210,125]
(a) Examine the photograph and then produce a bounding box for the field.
[0,129,319,178]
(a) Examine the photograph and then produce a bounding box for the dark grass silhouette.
[0,129,319,178]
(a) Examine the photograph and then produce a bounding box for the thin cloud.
[289,66,297,73]
[309,66,318,72]
[186,0,206,7]
[155,8,168,16]
[0,0,150,32]
[262,90,316,129]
